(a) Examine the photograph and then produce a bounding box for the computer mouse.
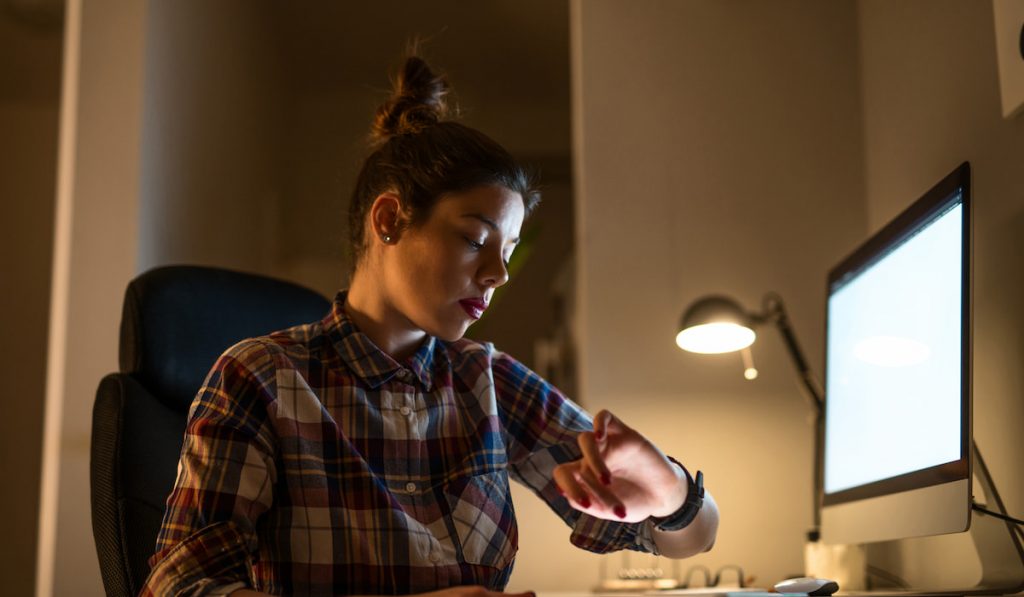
[773,576,840,596]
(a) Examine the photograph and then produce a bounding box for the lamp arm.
[758,293,824,414]
[757,292,825,537]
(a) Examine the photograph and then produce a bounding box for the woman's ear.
[370,192,403,244]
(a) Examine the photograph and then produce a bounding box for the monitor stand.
[841,444,1023,597]
[966,442,1024,594]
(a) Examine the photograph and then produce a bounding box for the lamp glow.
[675,322,756,354]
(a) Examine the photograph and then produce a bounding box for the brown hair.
[347,55,541,268]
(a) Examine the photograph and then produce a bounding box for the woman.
[142,55,718,597]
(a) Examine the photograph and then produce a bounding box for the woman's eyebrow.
[461,213,520,244]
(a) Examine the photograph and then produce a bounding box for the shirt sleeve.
[490,348,659,555]
[140,340,279,596]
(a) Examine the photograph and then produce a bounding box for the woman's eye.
[464,237,484,250]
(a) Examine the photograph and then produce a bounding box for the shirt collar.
[323,291,441,391]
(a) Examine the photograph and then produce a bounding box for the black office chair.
[90,265,331,597]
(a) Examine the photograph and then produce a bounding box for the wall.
[858,0,1024,588]
[137,1,284,275]
[0,3,63,594]
[36,0,146,595]
[512,0,867,590]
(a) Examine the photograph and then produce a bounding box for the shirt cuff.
[638,518,661,556]
[142,520,255,596]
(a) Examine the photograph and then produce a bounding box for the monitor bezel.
[822,161,972,508]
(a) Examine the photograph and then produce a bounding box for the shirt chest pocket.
[443,469,518,570]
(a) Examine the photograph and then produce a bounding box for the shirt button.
[429,551,441,563]
[405,482,417,494]
[400,406,412,416]
[396,369,410,381]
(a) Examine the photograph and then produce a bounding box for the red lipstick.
[459,298,487,320]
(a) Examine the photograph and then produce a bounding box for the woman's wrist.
[650,458,689,518]
[649,457,706,532]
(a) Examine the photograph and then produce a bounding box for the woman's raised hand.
[552,409,688,523]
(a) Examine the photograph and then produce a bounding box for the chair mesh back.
[119,265,333,412]
[93,374,187,596]
[91,266,330,596]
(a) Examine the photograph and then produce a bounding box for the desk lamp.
[676,292,824,538]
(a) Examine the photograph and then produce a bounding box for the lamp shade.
[675,295,756,354]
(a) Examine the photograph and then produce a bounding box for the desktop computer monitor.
[821,162,972,545]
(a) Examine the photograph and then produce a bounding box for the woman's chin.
[434,320,472,343]
[439,327,469,342]
[418,307,478,342]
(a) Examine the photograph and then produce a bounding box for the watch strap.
[650,456,704,532]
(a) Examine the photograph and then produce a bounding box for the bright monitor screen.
[821,163,971,545]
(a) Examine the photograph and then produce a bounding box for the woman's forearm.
[650,489,719,559]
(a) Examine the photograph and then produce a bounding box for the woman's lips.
[459,298,487,320]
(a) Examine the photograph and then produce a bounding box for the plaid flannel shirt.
[141,291,658,596]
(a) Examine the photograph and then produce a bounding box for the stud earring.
[381,234,392,244]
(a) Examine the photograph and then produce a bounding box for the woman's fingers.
[554,461,627,520]
[576,466,626,519]
[577,431,612,486]
[553,463,592,509]
[593,409,627,441]
[593,410,610,441]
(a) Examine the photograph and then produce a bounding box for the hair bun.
[371,56,451,144]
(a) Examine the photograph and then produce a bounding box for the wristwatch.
[649,457,704,532]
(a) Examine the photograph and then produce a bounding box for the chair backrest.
[90,265,331,597]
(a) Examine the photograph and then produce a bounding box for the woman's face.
[384,184,525,342]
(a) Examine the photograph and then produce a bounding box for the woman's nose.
[479,252,510,288]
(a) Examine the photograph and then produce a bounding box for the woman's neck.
[345,271,427,363]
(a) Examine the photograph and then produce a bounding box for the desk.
[536,592,1008,597]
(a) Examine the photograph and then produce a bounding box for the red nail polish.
[580,496,592,509]
[615,505,626,519]
[601,473,611,486]
[595,429,604,441]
